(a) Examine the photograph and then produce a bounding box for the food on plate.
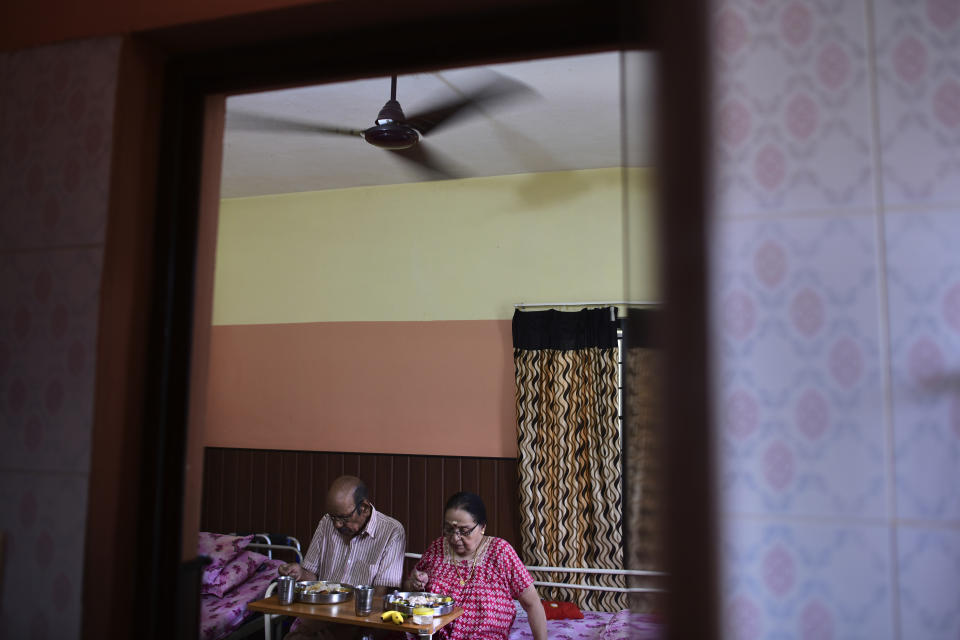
[301,582,350,594]
[392,593,452,608]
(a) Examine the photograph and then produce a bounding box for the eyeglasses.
[329,503,361,525]
[442,522,480,538]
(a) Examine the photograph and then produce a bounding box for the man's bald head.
[325,475,371,538]
[327,475,367,510]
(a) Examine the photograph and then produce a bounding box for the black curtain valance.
[512,307,618,350]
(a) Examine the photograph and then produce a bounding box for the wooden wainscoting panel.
[478,458,499,534]
[202,447,223,527]
[496,459,519,547]
[250,450,268,533]
[443,458,460,499]
[226,449,244,531]
[200,448,521,563]
[424,456,446,544]
[264,451,283,534]
[294,451,314,549]
[407,456,428,556]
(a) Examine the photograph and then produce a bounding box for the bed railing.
[248,543,303,563]
[263,582,281,640]
[231,532,303,562]
[246,538,300,640]
[404,552,667,594]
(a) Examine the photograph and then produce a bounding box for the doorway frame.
[89,1,715,638]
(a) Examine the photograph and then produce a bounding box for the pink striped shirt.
[301,506,405,588]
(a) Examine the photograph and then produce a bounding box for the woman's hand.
[406,569,430,591]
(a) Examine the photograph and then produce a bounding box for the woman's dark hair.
[444,491,487,526]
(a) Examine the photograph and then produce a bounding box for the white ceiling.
[220,51,655,198]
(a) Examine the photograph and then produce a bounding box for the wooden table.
[247,589,463,639]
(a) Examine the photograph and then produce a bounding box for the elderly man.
[279,475,406,639]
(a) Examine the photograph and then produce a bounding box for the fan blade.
[226,110,366,138]
[404,73,536,137]
[388,145,459,180]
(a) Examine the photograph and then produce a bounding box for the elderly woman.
[405,492,547,640]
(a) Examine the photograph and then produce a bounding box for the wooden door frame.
[86,1,715,638]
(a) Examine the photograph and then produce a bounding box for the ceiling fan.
[227,72,535,179]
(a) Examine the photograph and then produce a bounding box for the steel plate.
[295,581,354,604]
[384,591,455,616]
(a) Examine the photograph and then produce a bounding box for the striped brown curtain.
[512,307,625,612]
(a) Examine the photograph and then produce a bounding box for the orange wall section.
[203,318,519,458]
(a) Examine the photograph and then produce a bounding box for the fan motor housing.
[363,124,420,149]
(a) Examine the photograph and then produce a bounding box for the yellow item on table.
[411,607,436,625]
[380,610,405,625]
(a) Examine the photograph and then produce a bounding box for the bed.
[508,606,662,640]
[198,532,301,640]
[509,563,665,639]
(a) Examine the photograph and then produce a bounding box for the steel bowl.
[384,591,455,616]
[295,581,354,604]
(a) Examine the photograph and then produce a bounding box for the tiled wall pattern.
[711,1,960,638]
[0,37,120,640]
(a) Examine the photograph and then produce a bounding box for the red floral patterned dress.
[414,536,533,640]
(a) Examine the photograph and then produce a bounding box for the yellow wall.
[213,167,657,324]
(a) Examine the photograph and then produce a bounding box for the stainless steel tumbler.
[277,576,296,605]
[354,584,374,616]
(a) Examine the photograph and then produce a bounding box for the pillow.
[541,600,584,620]
[197,532,255,585]
[201,550,268,598]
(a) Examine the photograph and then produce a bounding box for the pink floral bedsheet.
[508,607,663,640]
[199,558,284,640]
[601,609,663,639]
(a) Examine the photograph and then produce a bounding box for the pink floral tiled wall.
[0,37,121,640]
[711,0,960,638]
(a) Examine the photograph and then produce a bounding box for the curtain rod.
[513,300,661,308]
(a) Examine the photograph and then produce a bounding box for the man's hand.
[278,563,305,580]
